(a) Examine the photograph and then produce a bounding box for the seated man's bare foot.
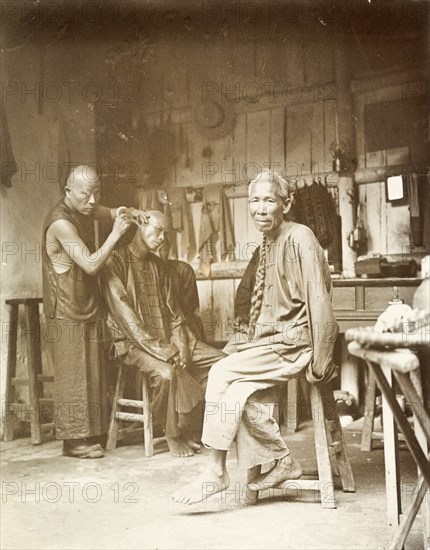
[172,467,230,505]
[62,441,104,459]
[185,439,201,453]
[181,425,202,453]
[166,435,194,458]
[247,454,302,491]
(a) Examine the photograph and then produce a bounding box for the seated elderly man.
[100,210,225,457]
[172,169,338,504]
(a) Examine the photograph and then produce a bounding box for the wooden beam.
[354,163,429,185]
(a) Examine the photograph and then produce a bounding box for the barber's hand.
[111,212,135,238]
[128,208,149,226]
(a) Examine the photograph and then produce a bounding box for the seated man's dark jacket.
[100,246,195,363]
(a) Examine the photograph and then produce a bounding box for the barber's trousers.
[121,341,225,438]
[202,342,312,469]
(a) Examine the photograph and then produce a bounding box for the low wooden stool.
[4,298,54,445]
[106,362,166,457]
[246,382,356,508]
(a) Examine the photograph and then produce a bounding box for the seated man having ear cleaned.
[100,210,226,457]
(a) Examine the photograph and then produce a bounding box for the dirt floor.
[1,419,426,550]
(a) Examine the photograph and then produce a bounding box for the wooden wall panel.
[360,182,381,253]
[386,204,411,254]
[197,279,213,339]
[285,36,305,84]
[174,121,203,187]
[246,110,271,176]
[379,182,388,254]
[270,107,285,169]
[233,112,247,174]
[311,102,326,172]
[286,103,312,175]
[359,180,411,255]
[303,40,321,87]
[233,196,248,259]
[211,279,236,343]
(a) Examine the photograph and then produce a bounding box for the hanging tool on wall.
[185,136,191,169]
[348,202,367,252]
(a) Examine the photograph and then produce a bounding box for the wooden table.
[347,334,429,550]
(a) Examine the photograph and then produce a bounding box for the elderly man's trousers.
[202,343,312,469]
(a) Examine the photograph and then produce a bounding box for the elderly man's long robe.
[202,220,339,469]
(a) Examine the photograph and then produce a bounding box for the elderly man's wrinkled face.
[139,216,168,251]
[65,170,101,216]
[248,180,291,238]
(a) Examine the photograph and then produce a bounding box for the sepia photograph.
[1,1,429,549]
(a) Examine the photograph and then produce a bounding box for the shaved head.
[146,210,170,230]
[133,209,170,253]
[64,164,101,215]
[66,165,100,189]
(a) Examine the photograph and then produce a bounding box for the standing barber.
[42,164,146,458]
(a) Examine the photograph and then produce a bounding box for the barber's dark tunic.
[42,200,107,440]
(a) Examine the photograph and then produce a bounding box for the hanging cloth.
[137,188,165,211]
[198,184,235,276]
[309,181,331,249]
[424,173,430,250]
[406,172,422,247]
[405,172,430,249]
[0,104,17,188]
[168,188,197,262]
[57,117,71,193]
[172,368,205,414]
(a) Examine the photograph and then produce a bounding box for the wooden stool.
[246,382,356,508]
[4,298,54,445]
[361,371,381,451]
[361,370,407,452]
[106,362,166,457]
[284,377,311,433]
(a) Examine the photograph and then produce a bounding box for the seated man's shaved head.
[134,209,170,252]
[146,210,169,229]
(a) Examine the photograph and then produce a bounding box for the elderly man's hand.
[171,352,187,371]
[233,316,249,334]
